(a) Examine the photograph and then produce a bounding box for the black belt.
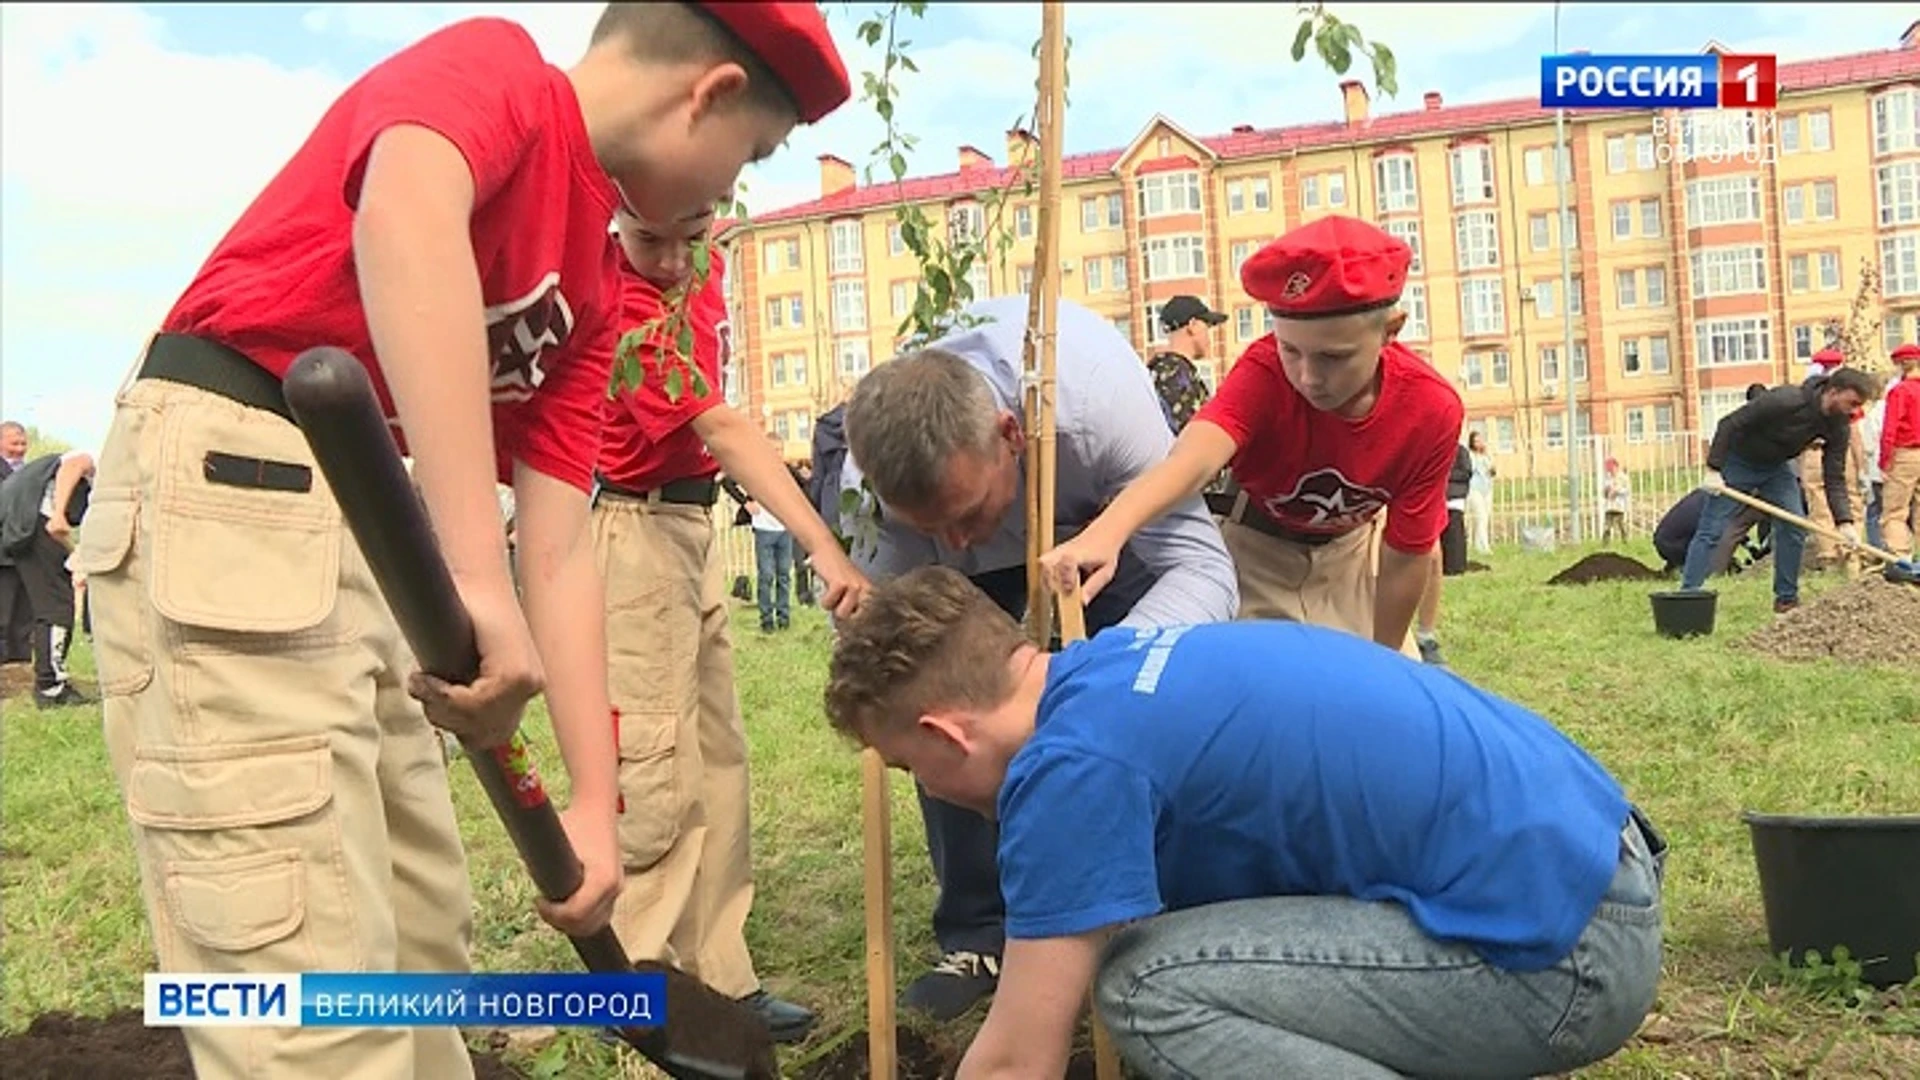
[139,334,292,421]
[596,476,718,507]
[1227,495,1347,548]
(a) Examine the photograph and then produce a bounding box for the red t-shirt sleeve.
[341,20,539,212]
[1193,338,1277,448]
[1383,393,1465,554]
[500,305,613,492]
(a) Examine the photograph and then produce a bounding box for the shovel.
[282,347,780,1080]
[1707,481,1920,586]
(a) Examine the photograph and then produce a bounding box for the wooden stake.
[1022,1,1068,650]
[861,747,897,1080]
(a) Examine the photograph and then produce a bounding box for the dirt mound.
[1547,552,1669,586]
[0,1011,524,1079]
[795,1028,1098,1079]
[1746,576,1920,665]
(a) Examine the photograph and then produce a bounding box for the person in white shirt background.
[1857,392,1886,552]
[1465,430,1496,555]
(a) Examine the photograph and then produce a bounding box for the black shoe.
[1774,597,1800,615]
[776,617,790,631]
[35,683,89,709]
[738,990,815,1044]
[900,950,1000,1022]
[1416,635,1447,667]
[759,619,775,634]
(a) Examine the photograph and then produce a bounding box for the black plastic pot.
[1742,811,1920,988]
[1649,590,1716,639]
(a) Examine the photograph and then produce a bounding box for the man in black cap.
[1147,296,1226,434]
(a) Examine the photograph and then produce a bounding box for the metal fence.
[1481,431,1710,549]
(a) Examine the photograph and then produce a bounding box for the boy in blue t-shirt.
[825,566,1667,1079]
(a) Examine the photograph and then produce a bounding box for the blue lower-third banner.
[144,972,668,1028]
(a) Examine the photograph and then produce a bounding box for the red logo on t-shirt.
[486,272,575,403]
[1262,467,1391,532]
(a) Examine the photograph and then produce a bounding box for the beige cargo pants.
[1222,496,1420,660]
[590,490,758,999]
[78,377,474,1079]
[1883,447,1920,556]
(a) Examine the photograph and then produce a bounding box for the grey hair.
[845,347,1001,513]
[0,421,24,436]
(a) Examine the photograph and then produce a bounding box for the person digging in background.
[1881,342,1920,557]
[73,5,850,1078]
[1145,294,1224,435]
[1041,215,1464,661]
[1681,367,1881,615]
[0,447,94,707]
[838,294,1238,1021]
[1795,348,1867,568]
[592,205,865,1043]
[824,565,1667,1080]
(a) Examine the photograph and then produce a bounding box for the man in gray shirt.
[838,294,1237,1020]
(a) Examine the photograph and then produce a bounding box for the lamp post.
[1554,0,1581,541]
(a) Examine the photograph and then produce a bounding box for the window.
[1236,306,1255,340]
[949,203,984,243]
[1450,144,1495,205]
[1226,176,1271,214]
[1616,268,1638,308]
[1872,88,1919,156]
[1326,172,1348,207]
[1540,346,1561,383]
[1560,208,1579,250]
[1812,181,1837,221]
[1612,202,1632,240]
[1889,313,1909,355]
[1383,219,1424,274]
[1697,389,1749,439]
[1454,210,1499,270]
[1460,277,1505,336]
[1534,280,1557,320]
[1112,315,1133,344]
[1376,154,1418,212]
[1792,324,1814,361]
[1572,341,1590,381]
[965,263,990,303]
[1014,205,1034,238]
[1227,180,1247,214]
[1083,257,1104,292]
[789,353,808,385]
[1878,162,1920,227]
[837,339,870,379]
[1690,245,1767,297]
[1626,408,1647,444]
[1138,171,1202,218]
[829,220,864,274]
[1401,283,1429,340]
[890,281,911,317]
[1490,349,1510,386]
[773,413,789,442]
[1110,255,1128,290]
[1080,193,1124,232]
[1789,253,1809,292]
[1646,267,1667,305]
[1251,176,1272,210]
[1650,336,1671,374]
[887,222,906,257]
[1495,416,1517,453]
[1639,199,1662,238]
[1685,176,1763,227]
[1808,111,1832,152]
[1634,132,1656,170]
[1818,251,1841,291]
[831,280,867,332]
[1695,316,1772,367]
[1653,402,1675,434]
[1302,174,1321,210]
[1016,265,1034,295]
[1784,186,1806,224]
[1622,338,1642,375]
[1230,240,1255,277]
[791,411,813,444]
[1607,135,1628,174]
[770,353,788,387]
[1544,411,1565,449]
[1530,213,1551,252]
[764,295,802,330]
[1145,303,1168,346]
[1524,145,1571,186]
[1462,352,1486,388]
[1141,235,1207,281]
[1883,233,1920,297]
[1780,115,1801,154]
[762,237,801,275]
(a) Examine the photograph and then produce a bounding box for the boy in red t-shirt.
[75,6,849,1079]
[592,207,868,1041]
[1041,216,1463,656]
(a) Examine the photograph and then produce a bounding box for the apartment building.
[718,28,1920,469]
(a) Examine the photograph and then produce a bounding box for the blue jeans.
[1681,455,1806,604]
[1865,482,1885,552]
[1095,816,1666,1079]
[753,528,792,627]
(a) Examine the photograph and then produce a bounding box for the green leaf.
[877,96,894,122]
[1371,42,1399,96]
[1291,20,1313,62]
[691,241,712,279]
[858,20,882,46]
[691,368,712,398]
[899,55,918,74]
[1318,26,1353,74]
[665,367,684,402]
[890,152,908,180]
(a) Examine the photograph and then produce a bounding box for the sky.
[2,2,1912,451]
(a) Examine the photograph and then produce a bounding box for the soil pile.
[1547,552,1669,585]
[1745,576,1920,665]
[794,1028,1099,1079]
[0,1011,524,1079]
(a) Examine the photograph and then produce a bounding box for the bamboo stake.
[861,748,897,1080]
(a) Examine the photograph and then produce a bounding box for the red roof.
[748,45,1920,227]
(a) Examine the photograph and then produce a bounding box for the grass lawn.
[4,539,1916,1078]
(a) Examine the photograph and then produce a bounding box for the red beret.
[1893,343,1920,361]
[1810,347,1844,366]
[1241,215,1411,319]
[697,2,851,124]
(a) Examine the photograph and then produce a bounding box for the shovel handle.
[281,347,625,973]
[1708,482,1907,566]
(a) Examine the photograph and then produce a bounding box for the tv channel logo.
[1541,54,1776,110]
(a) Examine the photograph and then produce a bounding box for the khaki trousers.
[1799,446,1851,563]
[78,378,473,1080]
[590,493,757,998]
[1223,508,1419,660]
[1882,447,1920,556]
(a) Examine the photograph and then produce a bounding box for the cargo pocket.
[148,404,342,635]
[125,735,354,972]
[616,711,681,872]
[73,492,152,696]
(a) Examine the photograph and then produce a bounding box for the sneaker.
[1416,634,1447,667]
[738,989,815,1044]
[776,616,791,631]
[759,619,775,634]
[1773,597,1800,615]
[900,950,1000,1022]
[35,683,90,709]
